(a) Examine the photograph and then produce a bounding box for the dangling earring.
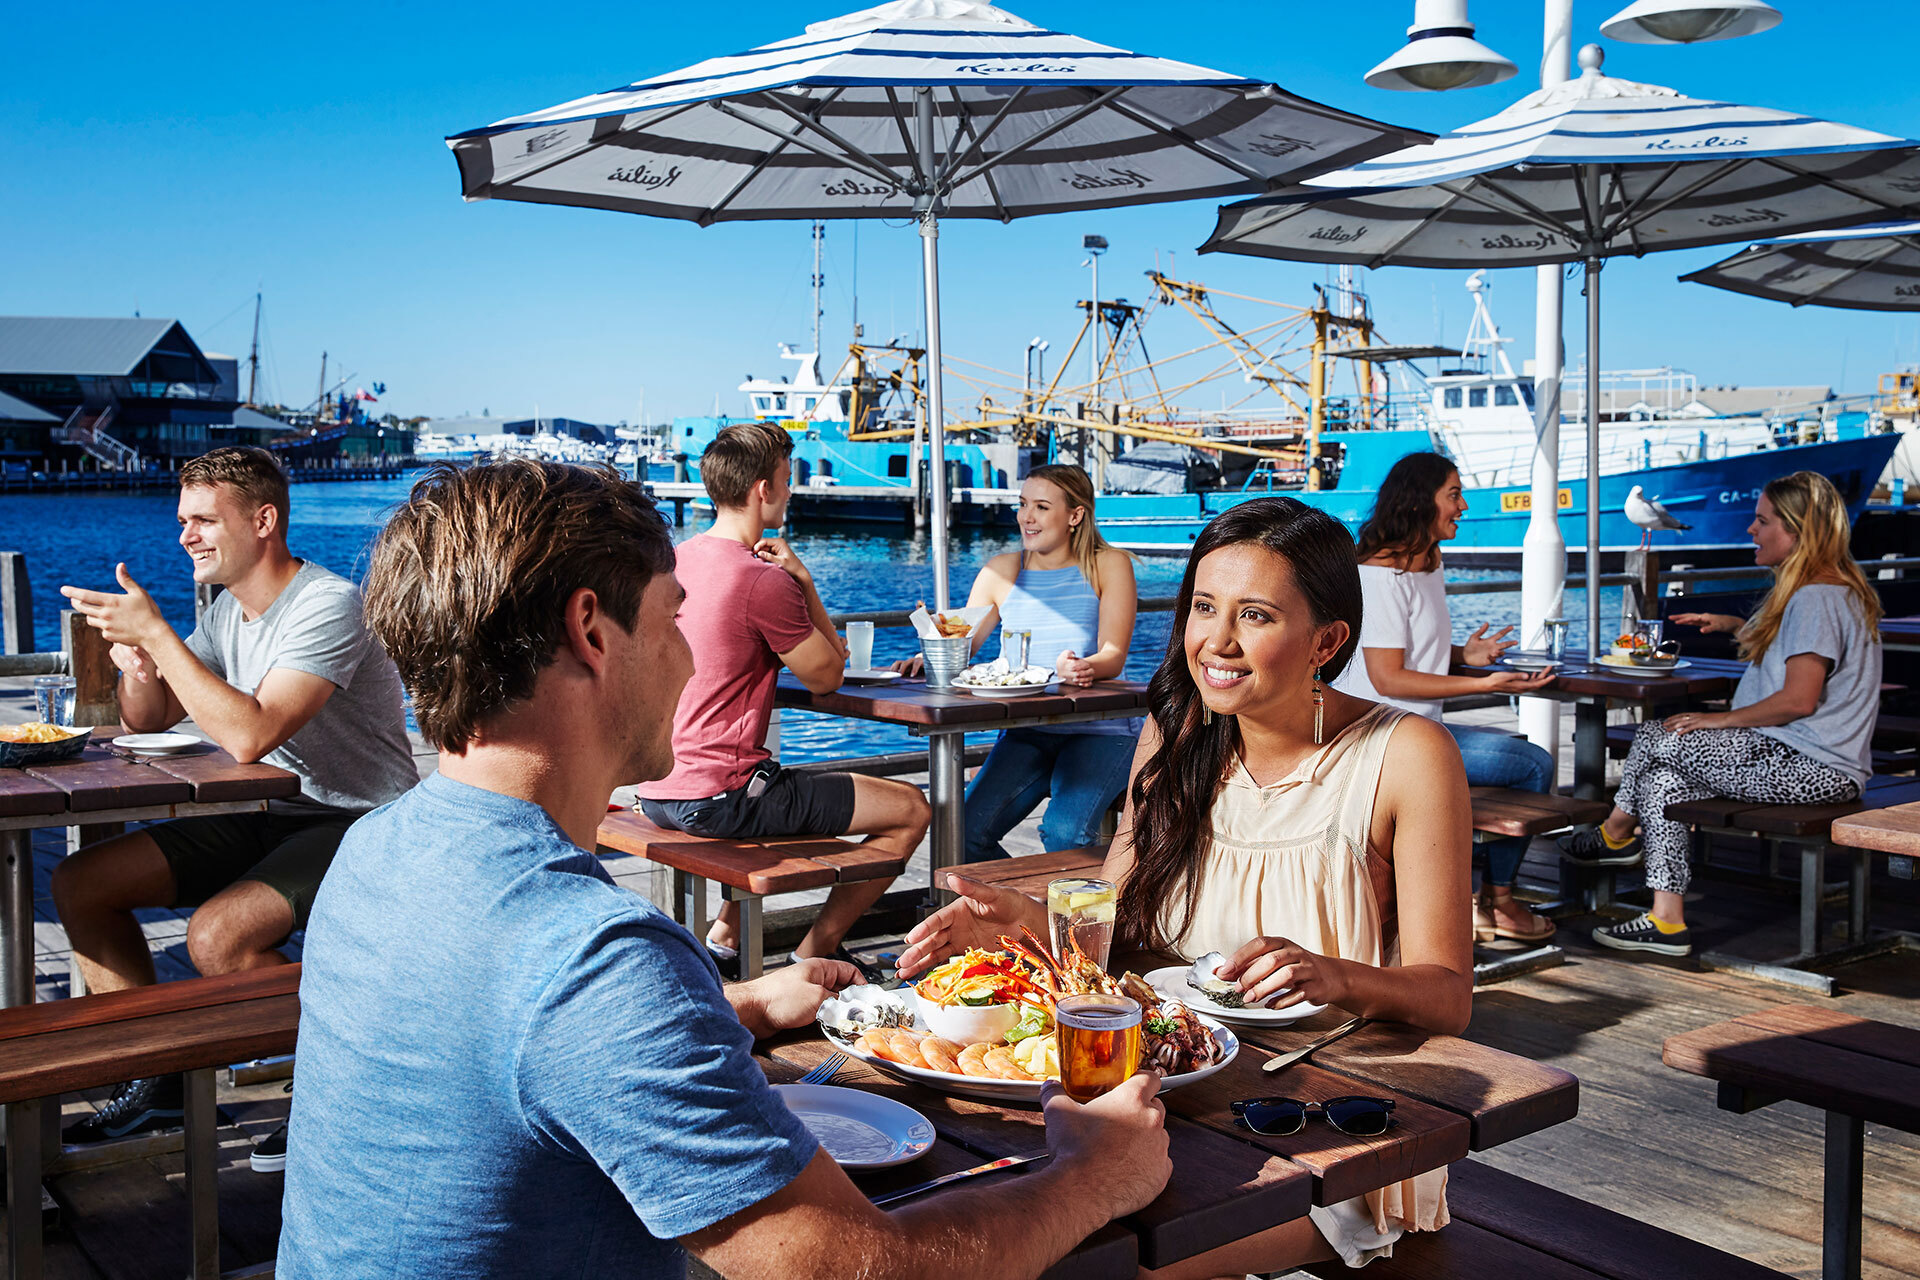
[1203,703,1213,726]
[1312,667,1324,745]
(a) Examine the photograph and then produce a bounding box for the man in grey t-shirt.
[54,447,415,1148]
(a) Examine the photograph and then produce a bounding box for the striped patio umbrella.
[1681,220,1920,311]
[444,0,1423,607]
[1199,45,1920,653]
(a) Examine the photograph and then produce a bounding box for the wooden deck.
[5,682,1919,1278]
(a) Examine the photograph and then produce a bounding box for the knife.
[1262,1016,1368,1074]
[870,1149,1050,1206]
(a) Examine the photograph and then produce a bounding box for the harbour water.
[0,469,1621,763]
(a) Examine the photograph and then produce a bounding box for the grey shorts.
[147,810,361,930]
[640,765,856,841]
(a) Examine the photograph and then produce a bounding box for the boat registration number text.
[1500,489,1573,513]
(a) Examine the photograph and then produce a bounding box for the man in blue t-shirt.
[279,460,1171,1279]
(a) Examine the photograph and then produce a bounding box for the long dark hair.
[1353,451,1459,572]
[1119,497,1364,953]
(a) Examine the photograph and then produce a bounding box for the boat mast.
[316,351,327,419]
[246,292,261,407]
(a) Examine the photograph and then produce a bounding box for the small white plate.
[955,680,1062,698]
[843,668,904,684]
[773,1083,934,1169]
[112,733,201,756]
[1142,965,1327,1026]
[1597,655,1691,672]
[1501,656,1558,673]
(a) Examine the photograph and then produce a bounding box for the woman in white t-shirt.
[1340,452,1558,943]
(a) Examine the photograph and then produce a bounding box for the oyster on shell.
[816,984,915,1042]
[1186,952,1246,1010]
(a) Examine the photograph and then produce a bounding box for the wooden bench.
[594,809,909,979]
[1464,789,1609,982]
[1,965,301,1280]
[1307,1157,1782,1279]
[1665,775,1920,994]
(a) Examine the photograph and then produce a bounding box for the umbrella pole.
[915,87,951,613]
[1584,253,1602,658]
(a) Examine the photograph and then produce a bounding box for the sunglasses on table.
[1231,1095,1396,1137]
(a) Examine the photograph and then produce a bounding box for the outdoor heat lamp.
[1600,0,1781,44]
[1364,0,1516,93]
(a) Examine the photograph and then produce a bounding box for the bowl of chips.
[0,723,92,768]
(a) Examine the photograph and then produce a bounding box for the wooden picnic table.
[765,848,1577,1274]
[1454,652,1744,802]
[774,674,1150,883]
[0,728,300,1011]
[1665,1005,1920,1280]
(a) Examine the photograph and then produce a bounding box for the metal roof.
[0,316,193,377]
[0,389,57,423]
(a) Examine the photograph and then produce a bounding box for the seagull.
[1625,486,1690,549]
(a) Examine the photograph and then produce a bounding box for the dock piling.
[0,553,30,655]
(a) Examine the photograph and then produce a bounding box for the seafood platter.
[818,927,1237,1103]
[951,661,1059,697]
[1141,952,1327,1026]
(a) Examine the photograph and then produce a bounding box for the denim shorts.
[639,765,856,841]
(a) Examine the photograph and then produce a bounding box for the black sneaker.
[250,1122,288,1173]
[1593,912,1692,956]
[62,1075,184,1145]
[251,1080,292,1174]
[1558,825,1643,867]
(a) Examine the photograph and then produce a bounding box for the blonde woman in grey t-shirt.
[1560,472,1884,957]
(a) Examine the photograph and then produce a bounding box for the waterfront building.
[0,390,57,472]
[0,316,235,467]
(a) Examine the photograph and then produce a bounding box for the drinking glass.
[846,621,875,672]
[1047,877,1116,971]
[1634,619,1665,651]
[1001,628,1031,674]
[1055,994,1141,1103]
[32,675,76,727]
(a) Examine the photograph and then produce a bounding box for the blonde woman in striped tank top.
[895,465,1140,859]
[899,498,1474,1276]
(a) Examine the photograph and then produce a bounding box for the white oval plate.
[774,1083,934,1169]
[830,1012,1240,1104]
[1141,965,1327,1026]
[955,680,1063,698]
[1501,657,1558,672]
[1596,655,1691,672]
[113,733,201,756]
[843,668,904,684]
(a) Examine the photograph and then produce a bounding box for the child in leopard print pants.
[1614,719,1859,895]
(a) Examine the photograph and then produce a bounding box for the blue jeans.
[1446,723,1555,888]
[963,728,1139,862]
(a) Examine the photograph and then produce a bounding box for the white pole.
[915,88,951,611]
[1518,0,1571,764]
[1089,253,1101,410]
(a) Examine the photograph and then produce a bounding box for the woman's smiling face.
[1184,542,1346,723]
[1017,476,1077,554]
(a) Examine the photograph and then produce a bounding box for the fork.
[796,1052,848,1086]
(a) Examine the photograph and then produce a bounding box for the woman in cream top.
[900,498,1475,1276]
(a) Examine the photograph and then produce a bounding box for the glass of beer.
[1047,877,1116,972]
[1055,994,1142,1103]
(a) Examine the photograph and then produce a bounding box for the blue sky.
[9,1,1919,424]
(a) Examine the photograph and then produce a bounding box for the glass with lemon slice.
[1047,877,1117,972]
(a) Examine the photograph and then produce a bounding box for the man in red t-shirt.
[637,423,928,977]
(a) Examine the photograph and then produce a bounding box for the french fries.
[916,600,973,637]
[0,722,76,744]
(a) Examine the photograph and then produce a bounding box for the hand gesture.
[1670,612,1743,636]
[1461,624,1517,668]
[1480,668,1555,694]
[1663,710,1730,736]
[1056,649,1097,687]
[738,956,863,1034]
[894,871,1047,977]
[110,643,157,684]
[60,564,167,650]
[1039,1072,1170,1219]
[752,536,812,585]
[1215,935,1353,1011]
